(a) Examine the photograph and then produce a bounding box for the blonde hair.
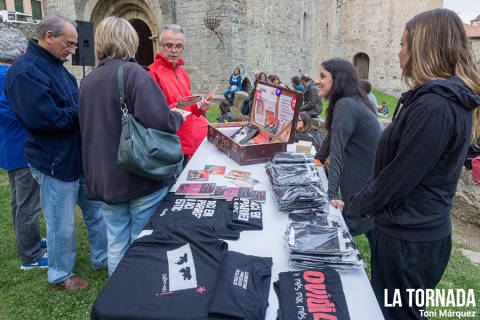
[95,16,139,61]
[403,9,480,144]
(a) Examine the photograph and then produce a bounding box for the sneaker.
[40,237,47,248]
[21,252,48,270]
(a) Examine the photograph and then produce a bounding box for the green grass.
[204,104,221,123]
[372,89,399,119]
[318,90,399,120]
[0,170,108,320]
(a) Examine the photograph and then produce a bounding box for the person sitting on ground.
[291,75,304,91]
[300,74,323,118]
[378,101,389,116]
[0,27,47,271]
[360,80,378,110]
[217,101,234,123]
[224,67,242,105]
[294,112,323,152]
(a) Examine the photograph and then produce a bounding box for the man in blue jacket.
[5,14,107,290]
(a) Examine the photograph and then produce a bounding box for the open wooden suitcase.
[207,81,303,165]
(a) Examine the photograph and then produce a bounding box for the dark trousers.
[365,227,375,250]
[8,168,44,264]
[371,229,451,320]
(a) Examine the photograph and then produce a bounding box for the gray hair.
[160,24,185,42]
[35,13,77,40]
[0,27,28,63]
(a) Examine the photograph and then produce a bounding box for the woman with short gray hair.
[0,27,47,270]
[0,27,28,63]
[79,16,184,276]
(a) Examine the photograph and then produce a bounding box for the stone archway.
[87,0,160,60]
[131,19,154,66]
[353,52,370,80]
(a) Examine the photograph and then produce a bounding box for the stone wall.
[174,0,319,93]
[471,39,480,65]
[0,21,37,39]
[174,0,442,95]
[43,0,172,83]
[333,0,442,96]
[451,169,480,227]
[40,0,443,94]
[174,0,230,93]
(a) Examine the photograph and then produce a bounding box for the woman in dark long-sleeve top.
[315,58,381,248]
[350,9,480,320]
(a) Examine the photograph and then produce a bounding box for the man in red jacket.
[148,24,210,165]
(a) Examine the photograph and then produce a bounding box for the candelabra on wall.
[203,12,223,45]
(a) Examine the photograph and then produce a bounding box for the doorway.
[353,52,370,80]
[130,18,153,66]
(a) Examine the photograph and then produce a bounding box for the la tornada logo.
[385,288,477,318]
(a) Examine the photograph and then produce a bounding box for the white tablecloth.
[172,138,384,320]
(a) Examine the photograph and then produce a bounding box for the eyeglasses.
[60,38,78,50]
[159,41,184,51]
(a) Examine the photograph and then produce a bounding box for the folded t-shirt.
[229,198,263,231]
[209,251,272,319]
[146,193,241,240]
[274,269,351,320]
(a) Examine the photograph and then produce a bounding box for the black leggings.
[371,229,451,320]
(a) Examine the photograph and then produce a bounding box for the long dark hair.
[321,58,375,130]
[298,111,313,133]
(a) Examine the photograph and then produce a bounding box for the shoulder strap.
[306,131,320,148]
[117,63,127,113]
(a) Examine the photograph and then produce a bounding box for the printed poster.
[278,95,294,127]
[255,83,279,127]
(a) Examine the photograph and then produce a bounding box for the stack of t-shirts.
[274,269,351,320]
[265,162,321,186]
[272,184,329,214]
[271,152,315,163]
[266,153,330,224]
[286,222,363,270]
[288,209,343,228]
[91,223,272,320]
[145,193,263,240]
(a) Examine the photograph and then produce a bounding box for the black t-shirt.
[274,269,350,320]
[91,223,229,320]
[146,193,242,240]
[209,251,272,319]
[229,198,263,231]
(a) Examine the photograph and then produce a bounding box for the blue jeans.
[224,87,240,104]
[29,167,108,284]
[101,187,168,276]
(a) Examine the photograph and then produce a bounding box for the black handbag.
[116,62,184,180]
